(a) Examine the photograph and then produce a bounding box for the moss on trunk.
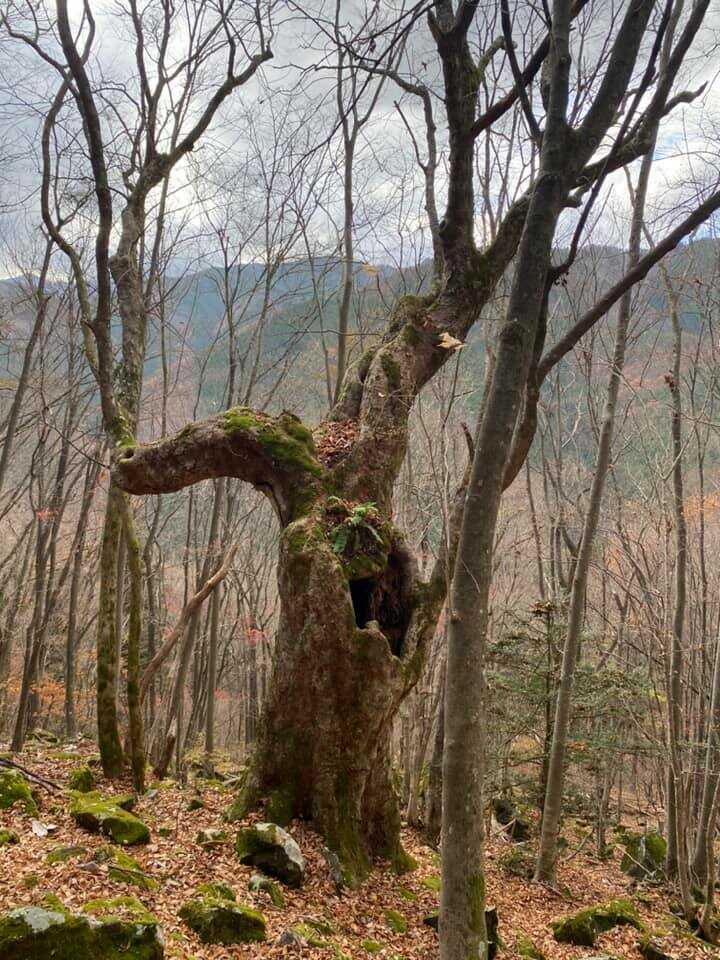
[229,505,418,886]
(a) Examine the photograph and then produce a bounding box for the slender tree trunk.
[425,662,446,847]
[692,628,720,880]
[0,528,34,730]
[205,480,226,762]
[440,0,576,948]
[120,497,145,792]
[97,486,125,777]
[665,272,694,920]
[535,141,656,881]
[65,455,100,739]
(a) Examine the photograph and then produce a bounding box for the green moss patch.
[498,843,534,879]
[361,939,383,954]
[0,829,19,846]
[81,896,154,924]
[46,845,88,864]
[384,909,407,933]
[248,874,284,908]
[68,765,94,793]
[195,828,228,849]
[107,863,158,892]
[292,922,326,947]
[223,408,322,478]
[551,899,642,946]
[265,785,295,826]
[0,771,38,815]
[517,933,545,959]
[421,874,441,894]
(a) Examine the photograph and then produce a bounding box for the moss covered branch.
[113,407,324,525]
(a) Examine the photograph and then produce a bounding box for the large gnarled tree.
[114,0,717,891]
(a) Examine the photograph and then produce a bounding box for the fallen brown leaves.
[314,421,357,468]
[0,743,714,960]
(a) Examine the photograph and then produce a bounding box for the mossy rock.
[248,874,285,908]
[0,897,163,960]
[235,822,305,888]
[47,845,88,864]
[517,933,545,959]
[620,831,666,880]
[0,829,19,846]
[195,828,228,849]
[68,765,95,793]
[70,792,149,845]
[0,771,38,815]
[384,909,406,933]
[179,882,266,945]
[81,896,155,924]
[551,899,642,946]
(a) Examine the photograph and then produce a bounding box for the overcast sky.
[1,0,719,279]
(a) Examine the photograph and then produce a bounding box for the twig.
[0,756,61,791]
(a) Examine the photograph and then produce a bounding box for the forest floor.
[0,739,717,960]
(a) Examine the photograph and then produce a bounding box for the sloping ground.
[0,741,714,959]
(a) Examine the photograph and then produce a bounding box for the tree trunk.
[234,517,416,885]
[96,486,125,777]
[120,497,145,792]
[65,455,100,739]
[425,663,445,847]
[664,269,694,920]
[692,628,720,881]
[535,139,657,883]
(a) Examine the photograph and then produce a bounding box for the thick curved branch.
[113,408,323,524]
